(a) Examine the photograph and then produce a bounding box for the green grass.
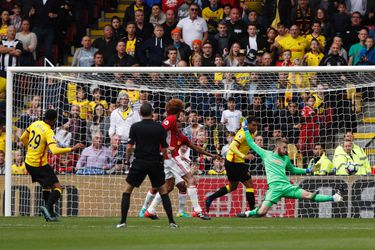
[1,217,375,250]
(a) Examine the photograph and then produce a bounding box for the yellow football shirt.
[226,129,251,163]
[12,163,27,174]
[279,36,308,61]
[71,99,90,120]
[89,99,109,111]
[0,132,5,153]
[202,7,224,33]
[304,52,324,66]
[23,121,57,167]
[305,34,326,50]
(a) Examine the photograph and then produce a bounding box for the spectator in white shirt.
[220,97,242,132]
[176,3,208,49]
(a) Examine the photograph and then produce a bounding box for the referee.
[116,102,178,229]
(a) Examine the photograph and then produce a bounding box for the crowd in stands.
[0,0,375,176]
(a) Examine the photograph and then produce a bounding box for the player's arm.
[125,125,136,164]
[46,129,84,154]
[286,157,311,174]
[20,129,30,147]
[187,140,219,159]
[160,125,168,159]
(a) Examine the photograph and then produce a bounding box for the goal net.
[3,66,375,218]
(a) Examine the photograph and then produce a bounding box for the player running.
[205,116,258,214]
[20,109,84,222]
[142,118,220,220]
[237,117,343,218]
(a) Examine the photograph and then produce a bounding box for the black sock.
[209,186,229,201]
[160,194,175,224]
[246,191,255,210]
[46,189,61,214]
[42,190,50,204]
[120,192,131,224]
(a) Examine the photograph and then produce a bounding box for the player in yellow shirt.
[20,109,84,221]
[206,116,258,213]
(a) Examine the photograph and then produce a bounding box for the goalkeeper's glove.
[240,117,248,131]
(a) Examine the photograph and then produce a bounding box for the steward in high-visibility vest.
[333,140,364,175]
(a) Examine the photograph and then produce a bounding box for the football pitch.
[1,217,375,250]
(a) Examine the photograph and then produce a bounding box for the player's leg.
[138,188,157,217]
[145,178,176,219]
[42,186,51,205]
[241,178,256,210]
[175,181,189,217]
[206,160,240,212]
[182,172,210,220]
[237,188,280,218]
[301,189,343,202]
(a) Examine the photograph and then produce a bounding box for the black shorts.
[225,160,251,182]
[25,163,59,187]
[126,159,165,188]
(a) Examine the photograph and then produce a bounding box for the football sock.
[142,190,156,209]
[42,188,51,204]
[313,194,334,202]
[120,192,131,224]
[178,192,187,213]
[209,186,229,201]
[160,194,175,224]
[187,186,202,213]
[246,188,256,210]
[46,188,62,214]
[147,193,162,214]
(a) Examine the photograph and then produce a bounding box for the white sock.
[178,192,187,213]
[142,190,156,209]
[187,186,202,213]
[147,193,162,214]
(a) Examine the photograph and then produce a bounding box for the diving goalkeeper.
[237,118,343,218]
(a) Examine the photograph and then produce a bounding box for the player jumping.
[237,117,343,218]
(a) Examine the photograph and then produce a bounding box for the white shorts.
[164,157,191,183]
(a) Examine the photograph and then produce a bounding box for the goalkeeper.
[237,118,343,218]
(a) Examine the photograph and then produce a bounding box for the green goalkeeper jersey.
[244,130,307,187]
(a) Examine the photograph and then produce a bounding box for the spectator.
[107,40,138,66]
[49,153,74,174]
[248,95,272,136]
[163,9,177,42]
[315,8,332,39]
[76,132,113,175]
[291,0,313,36]
[333,140,362,175]
[0,10,10,38]
[327,35,348,61]
[92,25,118,65]
[121,21,143,59]
[346,0,367,15]
[348,28,368,65]
[240,23,266,66]
[55,123,72,148]
[132,87,152,113]
[10,4,22,32]
[29,0,59,64]
[220,97,242,133]
[320,43,347,66]
[305,21,326,51]
[274,22,290,44]
[15,19,37,66]
[108,134,124,174]
[111,16,126,41]
[212,22,233,55]
[277,25,308,62]
[163,46,179,66]
[298,95,319,160]
[202,0,224,36]
[220,131,235,158]
[225,7,247,43]
[303,39,324,66]
[138,24,166,66]
[11,149,27,175]
[108,92,141,145]
[358,37,375,65]
[276,101,301,145]
[134,9,154,41]
[170,28,190,62]
[307,144,333,175]
[70,86,90,120]
[0,150,4,174]
[207,157,226,175]
[89,86,108,111]
[276,49,292,66]
[149,4,166,27]
[183,111,203,143]
[222,4,231,21]
[201,41,215,66]
[177,4,208,49]
[72,36,98,67]
[92,51,104,67]
[123,0,151,26]
[224,42,240,66]
[332,2,351,36]
[343,12,365,51]
[267,127,283,151]
[87,103,110,144]
[0,25,23,77]
[62,104,87,147]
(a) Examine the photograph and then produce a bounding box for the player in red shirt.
[298,96,320,159]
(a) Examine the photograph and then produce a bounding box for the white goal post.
[4,66,375,218]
